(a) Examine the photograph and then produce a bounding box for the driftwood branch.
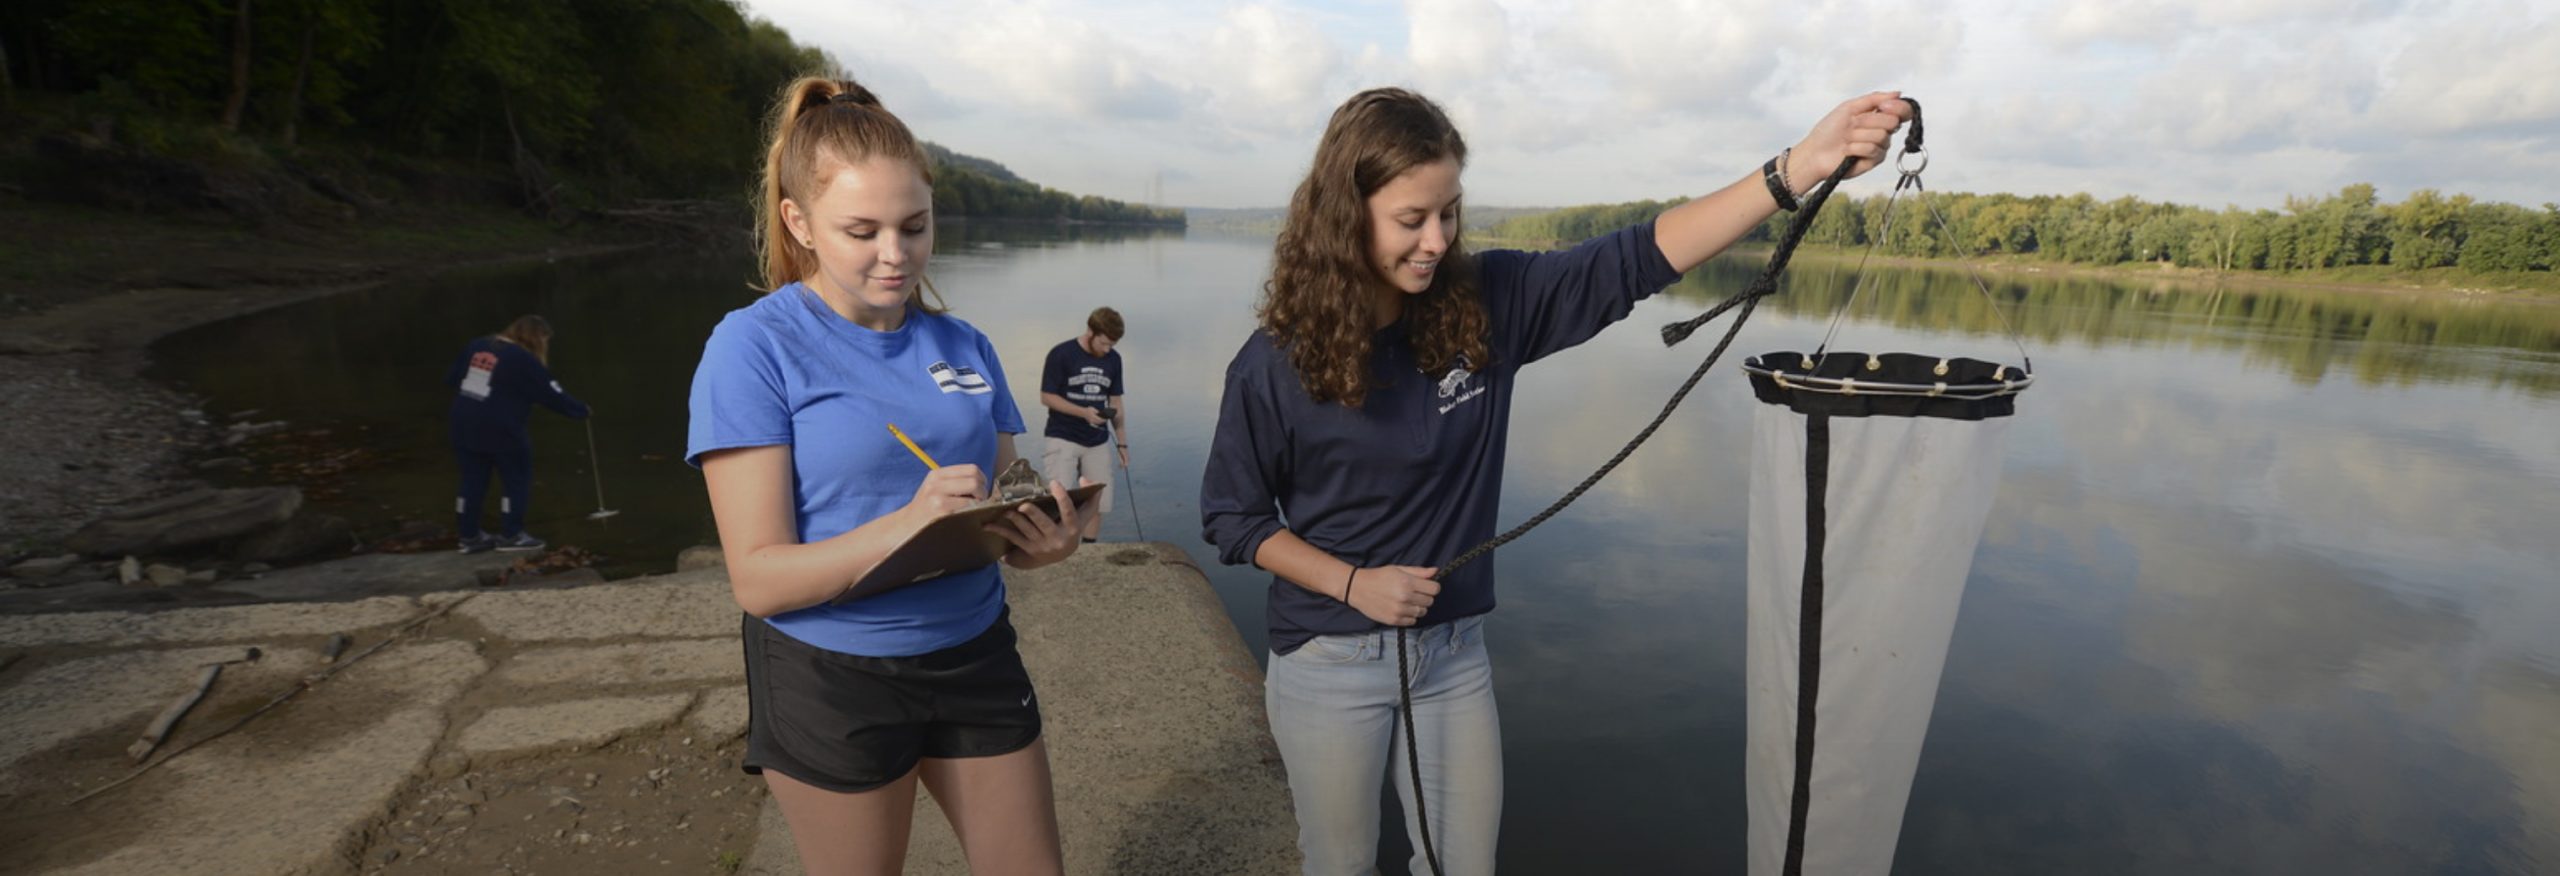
[124,648,263,763]
[127,664,222,763]
[71,594,477,805]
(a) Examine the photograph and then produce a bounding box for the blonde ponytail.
[753,75,940,311]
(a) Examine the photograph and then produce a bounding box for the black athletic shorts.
[739,608,1043,793]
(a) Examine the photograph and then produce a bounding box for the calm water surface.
[155,225,2560,873]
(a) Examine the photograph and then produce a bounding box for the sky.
[736,0,2560,211]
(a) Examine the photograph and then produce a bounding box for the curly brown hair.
[1260,88,1489,408]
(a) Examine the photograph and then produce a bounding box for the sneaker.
[494,532,547,552]
[457,534,497,555]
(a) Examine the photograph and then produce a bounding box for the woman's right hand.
[1346,564,1440,627]
[901,464,986,524]
[1786,91,1910,189]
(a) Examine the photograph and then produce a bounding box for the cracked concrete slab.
[688,686,748,743]
[491,639,740,689]
[1,541,1291,874]
[453,568,734,642]
[26,640,486,876]
[0,645,323,793]
[456,693,696,757]
[0,594,438,649]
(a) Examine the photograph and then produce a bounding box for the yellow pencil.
[886,423,939,470]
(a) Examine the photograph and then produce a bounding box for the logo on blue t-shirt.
[928,361,993,395]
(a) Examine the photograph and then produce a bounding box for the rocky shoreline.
[0,240,646,610]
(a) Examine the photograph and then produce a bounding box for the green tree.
[2386,188,2471,270]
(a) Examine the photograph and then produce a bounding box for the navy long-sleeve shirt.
[1200,221,1684,654]
[446,336,589,451]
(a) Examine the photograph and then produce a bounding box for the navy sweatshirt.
[446,336,589,452]
[1199,221,1683,654]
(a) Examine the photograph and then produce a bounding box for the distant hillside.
[921,143,1027,186]
[925,143,1181,227]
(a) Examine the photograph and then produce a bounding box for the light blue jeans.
[1265,614,1502,876]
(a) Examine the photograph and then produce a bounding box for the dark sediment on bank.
[0,175,655,594]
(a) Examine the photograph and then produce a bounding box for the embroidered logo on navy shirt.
[1434,354,1484,414]
[928,361,993,395]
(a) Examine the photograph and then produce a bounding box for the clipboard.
[832,482,1107,604]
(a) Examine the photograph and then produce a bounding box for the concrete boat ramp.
[0,543,1296,874]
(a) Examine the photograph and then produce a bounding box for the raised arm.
[1653,91,1910,273]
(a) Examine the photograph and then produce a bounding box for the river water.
[154,224,2560,873]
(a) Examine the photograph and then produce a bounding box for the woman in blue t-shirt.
[1199,88,1911,874]
[445,314,588,554]
[687,76,1089,875]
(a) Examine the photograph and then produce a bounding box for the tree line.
[1489,184,2560,276]
[1,0,1178,223]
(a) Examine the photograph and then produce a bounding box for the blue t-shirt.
[1199,222,1683,654]
[686,283,1028,657]
[1040,338,1124,447]
[446,336,589,452]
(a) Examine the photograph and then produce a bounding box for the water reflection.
[1668,255,2560,395]
[147,225,2560,874]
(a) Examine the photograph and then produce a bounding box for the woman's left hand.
[1785,91,1912,189]
[991,477,1091,570]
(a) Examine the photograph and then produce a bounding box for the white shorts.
[1039,436,1115,515]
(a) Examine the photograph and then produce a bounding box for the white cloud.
[738,0,2560,210]
[2036,0,2406,47]
[1406,0,1512,82]
[944,6,1192,121]
[1203,5,1348,129]
[2131,33,2384,153]
[1548,0,1791,114]
[2372,8,2560,137]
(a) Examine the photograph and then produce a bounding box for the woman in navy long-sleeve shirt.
[1199,88,1910,874]
[446,314,588,553]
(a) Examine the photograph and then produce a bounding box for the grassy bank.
[1473,235,2560,299]
[1763,242,2560,298]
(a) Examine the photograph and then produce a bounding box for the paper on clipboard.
[832,482,1107,604]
